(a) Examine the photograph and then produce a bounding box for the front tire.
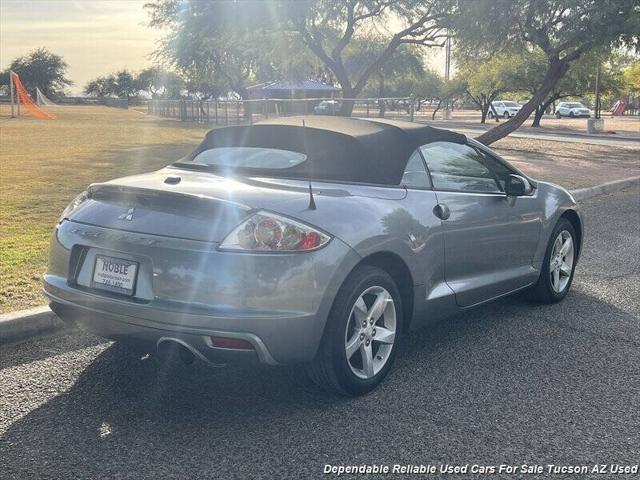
[530,218,577,303]
[555,111,561,119]
[569,111,576,118]
[306,265,403,396]
[503,111,510,119]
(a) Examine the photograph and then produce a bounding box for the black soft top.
[183,116,467,185]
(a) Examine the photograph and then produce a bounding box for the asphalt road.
[1,185,639,479]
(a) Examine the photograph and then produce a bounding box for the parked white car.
[314,100,341,115]
[488,100,522,118]
[554,102,591,118]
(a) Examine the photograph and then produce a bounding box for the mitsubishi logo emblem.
[118,208,135,221]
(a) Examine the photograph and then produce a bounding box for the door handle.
[433,203,450,220]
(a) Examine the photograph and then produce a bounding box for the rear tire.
[529,218,577,304]
[306,265,403,396]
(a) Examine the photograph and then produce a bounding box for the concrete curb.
[0,305,70,346]
[1,175,639,347]
[571,175,640,201]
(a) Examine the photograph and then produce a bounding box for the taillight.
[219,211,331,252]
[58,190,90,223]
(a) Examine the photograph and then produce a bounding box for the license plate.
[91,255,138,296]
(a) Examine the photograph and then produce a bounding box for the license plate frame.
[91,254,139,296]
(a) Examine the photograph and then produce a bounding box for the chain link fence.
[146,97,437,124]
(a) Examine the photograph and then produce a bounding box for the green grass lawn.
[0,105,209,313]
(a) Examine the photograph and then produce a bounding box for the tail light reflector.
[210,336,254,350]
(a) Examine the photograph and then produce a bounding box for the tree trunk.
[531,105,544,127]
[432,98,442,120]
[377,73,385,117]
[339,83,357,116]
[480,97,490,123]
[476,58,570,145]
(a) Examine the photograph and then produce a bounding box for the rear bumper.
[48,299,282,365]
[44,220,362,365]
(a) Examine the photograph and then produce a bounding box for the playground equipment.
[9,71,56,120]
[35,87,57,106]
[611,100,626,116]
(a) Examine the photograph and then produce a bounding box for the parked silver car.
[45,117,582,395]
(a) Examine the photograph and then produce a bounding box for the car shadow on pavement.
[2,288,639,478]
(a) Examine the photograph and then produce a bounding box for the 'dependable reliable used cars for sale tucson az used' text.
[45,116,582,395]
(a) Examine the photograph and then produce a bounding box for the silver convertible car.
[45,116,582,395]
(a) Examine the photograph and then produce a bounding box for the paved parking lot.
[1,184,638,479]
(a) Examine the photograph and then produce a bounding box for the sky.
[0,0,448,95]
[0,0,165,94]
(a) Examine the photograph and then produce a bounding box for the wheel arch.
[357,251,415,332]
[560,209,583,259]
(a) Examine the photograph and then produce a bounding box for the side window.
[400,150,431,189]
[419,142,501,193]
[474,148,513,192]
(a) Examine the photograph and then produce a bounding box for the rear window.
[567,103,585,108]
[192,147,307,169]
[502,102,519,107]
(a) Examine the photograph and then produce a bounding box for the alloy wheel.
[549,230,574,293]
[344,286,396,380]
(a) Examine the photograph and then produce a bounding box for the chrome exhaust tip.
[156,337,225,367]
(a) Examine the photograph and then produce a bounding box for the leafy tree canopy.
[624,61,640,93]
[6,47,72,97]
[145,0,456,113]
[452,0,639,143]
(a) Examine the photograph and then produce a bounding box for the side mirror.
[505,174,531,196]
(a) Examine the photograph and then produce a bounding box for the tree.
[523,51,626,126]
[84,70,142,100]
[7,47,72,97]
[624,61,640,94]
[109,70,140,101]
[288,0,454,115]
[145,1,322,100]
[455,54,519,123]
[136,67,163,97]
[452,0,639,145]
[145,0,455,114]
[355,41,425,99]
[84,76,111,97]
[137,67,185,97]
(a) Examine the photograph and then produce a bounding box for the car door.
[398,150,450,322]
[420,141,542,307]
